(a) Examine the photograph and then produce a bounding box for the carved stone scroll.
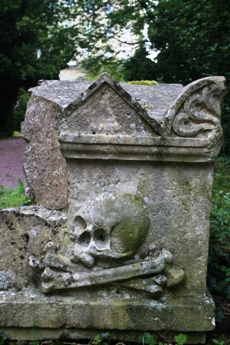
[164,76,226,138]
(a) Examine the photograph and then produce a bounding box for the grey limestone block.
[0,73,227,341]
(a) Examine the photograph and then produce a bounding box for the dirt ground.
[0,136,26,188]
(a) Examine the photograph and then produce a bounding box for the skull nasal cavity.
[93,229,109,248]
[78,231,91,247]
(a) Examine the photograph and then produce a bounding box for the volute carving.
[164,76,226,138]
[172,83,223,137]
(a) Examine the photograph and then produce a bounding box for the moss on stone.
[128,80,158,85]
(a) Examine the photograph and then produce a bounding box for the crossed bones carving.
[41,243,185,295]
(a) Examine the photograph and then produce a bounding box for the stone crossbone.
[41,247,185,295]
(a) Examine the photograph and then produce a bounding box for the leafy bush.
[122,45,158,82]
[81,58,126,82]
[139,332,155,345]
[221,102,230,157]
[207,158,230,301]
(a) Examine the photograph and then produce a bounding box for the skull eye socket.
[70,216,87,241]
[78,231,91,247]
[74,216,87,230]
[93,229,109,248]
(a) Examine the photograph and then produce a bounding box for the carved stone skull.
[70,194,149,267]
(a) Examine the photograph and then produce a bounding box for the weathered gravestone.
[0,73,226,343]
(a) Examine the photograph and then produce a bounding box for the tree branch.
[113,36,146,46]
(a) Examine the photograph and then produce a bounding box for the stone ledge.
[0,291,214,331]
[59,138,221,162]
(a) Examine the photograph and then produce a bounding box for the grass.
[13,131,21,137]
[0,179,32,209]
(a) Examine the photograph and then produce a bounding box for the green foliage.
[0,180,33,209]
[13,131,21,137]
[174,333,187,345]
[207,158,230,301]
[92,335,102,345]
[144,0,230,83]
[91,332,110,345]
[123,46,158,82]
[13,88,30,131]
[0,0,76,138]
[139,332,155,345]
[0,334,7,345]
[221,102,230,156]
[213,339,225,345]
[81,58,126,82]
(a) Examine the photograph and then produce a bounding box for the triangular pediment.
[57,73,159,143]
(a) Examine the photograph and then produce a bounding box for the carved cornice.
[57,75,226,163]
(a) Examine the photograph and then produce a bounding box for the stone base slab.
[0,291,215,341]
